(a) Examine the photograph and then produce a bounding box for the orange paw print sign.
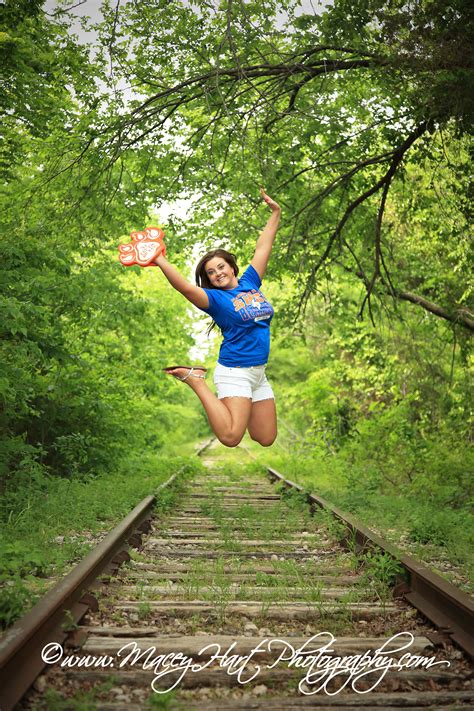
[118,226,166,267]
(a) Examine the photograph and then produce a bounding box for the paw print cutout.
[118,226,166,267]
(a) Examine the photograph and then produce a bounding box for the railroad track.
[1,439,473,709]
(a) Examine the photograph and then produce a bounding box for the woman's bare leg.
[247,399,277,446]
[166,368,252,447]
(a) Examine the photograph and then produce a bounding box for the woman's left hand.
[260,187,281,212]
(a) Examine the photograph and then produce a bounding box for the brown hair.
[195,249,239,289]
[195,249,239,335]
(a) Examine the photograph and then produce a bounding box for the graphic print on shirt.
[231,289,274,322]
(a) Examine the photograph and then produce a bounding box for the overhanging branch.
[337,261,474,333]
[297,122,428,318]
[393,290,474,332]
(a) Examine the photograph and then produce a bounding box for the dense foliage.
[0,0,208,520]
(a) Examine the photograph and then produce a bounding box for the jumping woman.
[155,188,280,448]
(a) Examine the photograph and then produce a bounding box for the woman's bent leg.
[166,369,252,447]
[247,399,277,446]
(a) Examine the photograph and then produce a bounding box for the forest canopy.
[6,0,471,328]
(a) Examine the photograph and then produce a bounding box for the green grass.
[30,677,119,710]
[247,446,474,592]
[0,451,203,629]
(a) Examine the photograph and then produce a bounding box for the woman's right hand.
[152,248,166,265]
[260,187,281,212]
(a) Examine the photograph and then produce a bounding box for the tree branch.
[297,122,428,318]
[359,163,394,323]
[339,262,474,333]
[392,290,474,332]
[128,57,383,122]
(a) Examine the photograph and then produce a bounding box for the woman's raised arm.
[153,253,209,309]
[250,188,281,280]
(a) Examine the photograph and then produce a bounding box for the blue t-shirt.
[199,264,274,367]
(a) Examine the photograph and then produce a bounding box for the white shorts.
[213,363,275,402]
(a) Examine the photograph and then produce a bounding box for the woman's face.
[204,256,238,289]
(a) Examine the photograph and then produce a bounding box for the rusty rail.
[267,467,474,659]
[0,472,182,710]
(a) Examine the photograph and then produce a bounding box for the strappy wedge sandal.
[163,366,207,382]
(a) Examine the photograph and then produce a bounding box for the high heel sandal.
[163,366,207,381]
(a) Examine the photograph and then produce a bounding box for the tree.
[0,0,201,495]
[53,0,472,331]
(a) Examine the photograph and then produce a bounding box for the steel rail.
[0,468,186,711]
[267,467,474,660]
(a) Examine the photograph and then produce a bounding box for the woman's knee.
[249,432,276,447]
[219,432,244,448]
[259,435,276,447]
